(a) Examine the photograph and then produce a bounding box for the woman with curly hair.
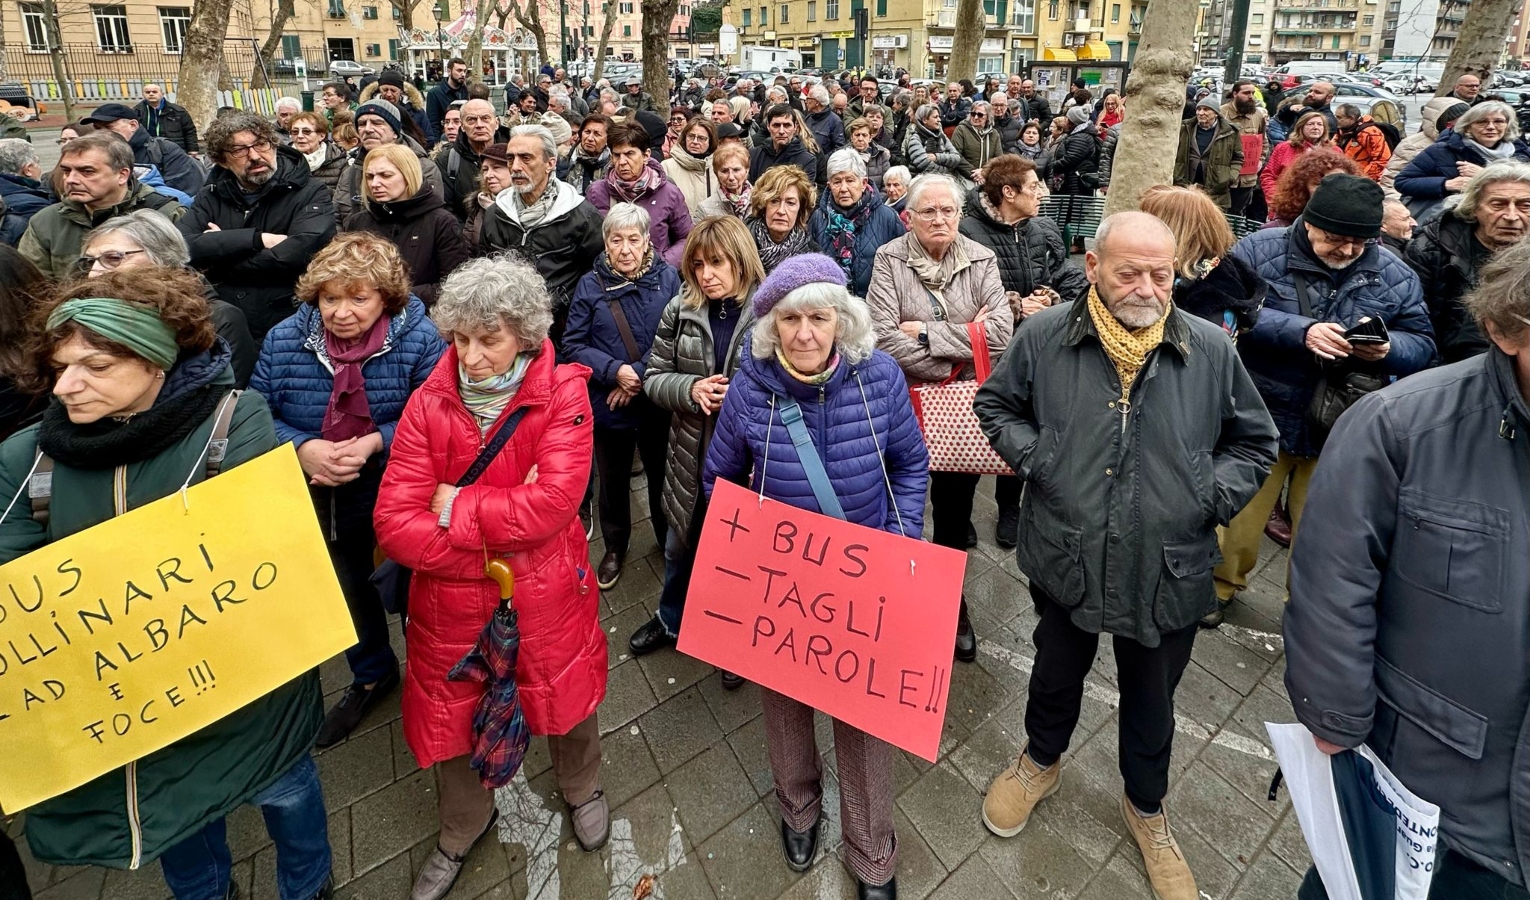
[0,267,333,900]
[1265,149,1363,229]
[746,165,821,272]
[1260,111,1332,211]
[252,232,446,747]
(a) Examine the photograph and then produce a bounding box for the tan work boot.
[1120,795,1197,900]
[982,742,1062,837]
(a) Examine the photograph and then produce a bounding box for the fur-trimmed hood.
[359,80,428,111]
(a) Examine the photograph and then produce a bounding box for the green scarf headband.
[46,297,179,371]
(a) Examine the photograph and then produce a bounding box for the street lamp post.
[435,2,446,63]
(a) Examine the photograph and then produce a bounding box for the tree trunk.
[176,0,237,134]
[1435,0,1517,97]
[592,1,615,81]
[0,0,9,83]
[641,0,676,104]
[392,0,419,33]
[251,0,296,88]
[527,1,549,72]
[1102,0,1195,216]
[947,0,985,83]
[464,3,485,83]
[41,0,77,122]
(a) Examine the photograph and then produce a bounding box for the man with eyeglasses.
[18,132,185,280]
[80,103,205,198]
[178,111,336,342]
[426,57,470,138]
[1405,162,1530,362]
[319,82,356,125]
[0,138,51,247]
[1210,173,1434,626]
[1450,72,1485,106]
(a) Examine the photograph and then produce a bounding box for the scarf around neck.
[459,352,533,433]
[513,183,559,229]
[1086,286,1169,402]
[777,348,840,385]
[608,161,664,203]
[721,182,752,218]
[906,233,969,308]
[748,216,813,271]
[825,190,873,279]
[1466,137,1517,161]
[322,314,391,442]
[303,144,330,172]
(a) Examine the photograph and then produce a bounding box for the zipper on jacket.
[113,465,144,869]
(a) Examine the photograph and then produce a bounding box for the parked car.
[328,59,375,78]
[1278,82,1406,126]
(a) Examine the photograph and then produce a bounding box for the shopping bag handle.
[968,320,992,383]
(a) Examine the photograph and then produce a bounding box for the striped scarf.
[458,353,533,433]
[776,348,840,385]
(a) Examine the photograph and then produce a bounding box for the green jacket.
[1174,117,1244,209]
[17,181,186,281]
[0,369,323,870]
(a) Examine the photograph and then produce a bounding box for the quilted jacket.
[644,293,757,542]
[703,345,928,537]
[807,190,907,298]
[1395,129,1530,206]
[562,254,683,429]
[1229,220,1436,457]
[373,342,604,765]
[957,197,1088,305]
[1403,212,1491,364]
[250,298,445,532]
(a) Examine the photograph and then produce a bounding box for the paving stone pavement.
[11,475,1313,900]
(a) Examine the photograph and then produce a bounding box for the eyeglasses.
[913,206,959,222]
[225,139,273,159]
[80,249,145,270]
[1311,228,1368,250]
[289,127,320,136]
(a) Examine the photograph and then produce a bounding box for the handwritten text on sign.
[0,446,356,811]
[678,480,966,761]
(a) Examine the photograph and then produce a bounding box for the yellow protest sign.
[0,445,356,811]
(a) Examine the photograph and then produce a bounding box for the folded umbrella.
[448,559,531,790]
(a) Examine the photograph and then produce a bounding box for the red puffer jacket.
[374,340,604,768]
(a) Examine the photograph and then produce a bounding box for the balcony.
[1275,0,1357,6]
[1273,17,1355,31]
[1065,17,1093,32]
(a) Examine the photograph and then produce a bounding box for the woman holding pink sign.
[703,253,929,900]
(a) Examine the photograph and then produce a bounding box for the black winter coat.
[957,198,1088,304]
[179,145,338,342]
[434,131,486,219]
[749,137,819,183]
[1403,212,1492,363]
[993,113,1024,154]
[136,98,200,153]
[344,185,472,305]
[478,180,604,311]
[1172,254,1265,340]
[973,303,1278,646]
[1049,127,1100,196]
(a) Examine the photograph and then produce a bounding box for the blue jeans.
[655,527,698,637]
[159,756,331,900]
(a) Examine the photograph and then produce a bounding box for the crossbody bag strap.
[456,407,530,487]
[1292,271,1314,320]
[204,389,242,481]
[28,453,54,527]
[606,299,643,363]
[777,394,846,520]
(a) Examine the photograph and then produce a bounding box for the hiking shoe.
[316,666,399,748]
[996,505,1019,549]
[982,742,1061,837]
[1120,795,1197,900]
[571,791,610,851]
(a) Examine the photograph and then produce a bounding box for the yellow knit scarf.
[1086,286,1170,402]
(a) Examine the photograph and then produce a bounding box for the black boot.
[995,504,1019,549]
[857,876,897,899]
[780,813,822,872]
[628,616,676,656]
[954,598,976,663]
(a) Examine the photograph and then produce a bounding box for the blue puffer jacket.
[0,172,51,246]
[808,189,907,298]
[562,253,683,430]
[251,298,446,530]
[703,342,929,536]
[1395,129,1530,203]
[1230,220,1435,457]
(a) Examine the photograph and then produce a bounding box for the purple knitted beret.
[752,254,847,318]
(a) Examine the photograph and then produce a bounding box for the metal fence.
[6,40,272,102]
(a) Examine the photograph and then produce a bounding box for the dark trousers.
[593,415,669,559]
[0,832,31,900]
[1299,849,1530,900]
[929,470,980,550]
[329,524,398,686]
[1229,186,1255,217]
[995,474,1021,510]
[1024,593,1197,810]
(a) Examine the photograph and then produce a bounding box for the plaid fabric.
[447,605,531,789]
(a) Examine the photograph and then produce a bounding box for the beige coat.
[1382,95,1461,202]
[662,147,717,222]
[1220,101,1269,189]
[866,233,1013,384]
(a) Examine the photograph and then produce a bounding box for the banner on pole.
[0,446,356,811]
[679,480,965,761]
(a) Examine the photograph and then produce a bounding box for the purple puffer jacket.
[585,158,694,269]
[702,340,929,536]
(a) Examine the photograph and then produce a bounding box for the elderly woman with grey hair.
[809,147,906,296]
[81,210,259,385]
[867,172,1010,665]
[703,253,928,899]
[1396,99,1530,218]
[905,102,974,187]
[375,254,608,900]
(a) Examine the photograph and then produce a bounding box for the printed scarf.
[458,352,533,434]
[1085,286,1169,402]
[777,348,840,385]
[747,216,814,272]
[720,182,752,218]
[607,161,664,203]
[824,191,872,281]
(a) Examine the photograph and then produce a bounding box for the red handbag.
[908,321,1012,475]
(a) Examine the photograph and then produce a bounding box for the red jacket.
[374,341,604,768]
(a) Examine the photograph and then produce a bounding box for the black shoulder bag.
[371,407,531,616]
[1295,273,1388,451]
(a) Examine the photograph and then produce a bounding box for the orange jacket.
[1339,116,1392,181]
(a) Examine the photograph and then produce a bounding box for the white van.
[1275,61,1350,78]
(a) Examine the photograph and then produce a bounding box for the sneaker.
[1120,795,1197,900]
[580,501,595,541]
[411,810,499,900]
[996,505,1019,549]
[982,742,1061,837]
[597,551,622,589]
[570,791,610,851]
[316,666,399,748]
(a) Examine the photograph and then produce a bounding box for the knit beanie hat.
[378,69,405,88]
[1066,105,1091,126]
[1197,97,1221,113]
[1304,173,1384,239]
[355,99,402,136]
[540,112,572,146]
[752,254,847,318]
[1439,102,1471,132]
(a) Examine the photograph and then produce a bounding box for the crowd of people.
[0,63,1525,900]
